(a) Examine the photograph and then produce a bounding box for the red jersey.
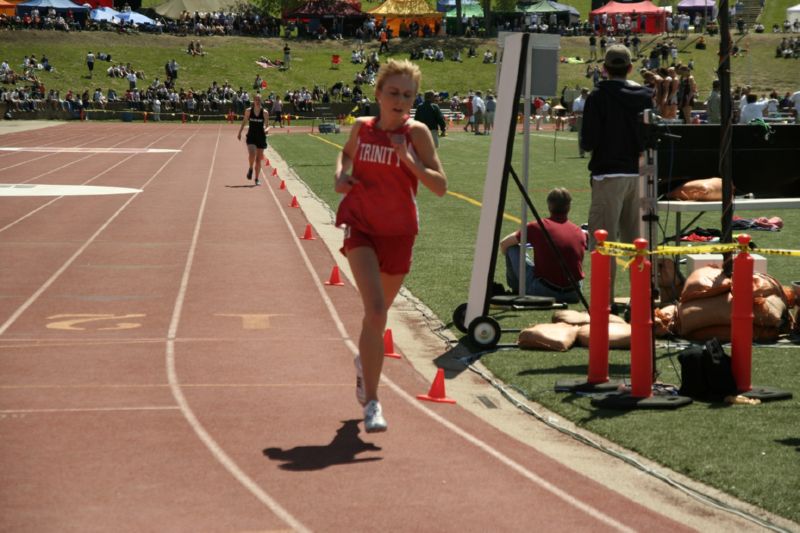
[336,118,419,236]
[515,215,586,288]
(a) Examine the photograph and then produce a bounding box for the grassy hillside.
[1,29,798,102]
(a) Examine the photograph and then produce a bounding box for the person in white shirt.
[571,87,589,157]
[738,93,769,123]
[127,71,137,91]
[472,90,486,135]
[790,90,800,116]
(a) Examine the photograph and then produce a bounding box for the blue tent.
[115,10,156,24]
[17,0,89,21]
[17,0,89,15]
[90,5,120,21]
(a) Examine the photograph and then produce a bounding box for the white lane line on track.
[0,127,182,235]
[264,181,637,533]
[1,406,180,414]
[0,147,180,153]
[0,130,197,337]
[164,127,311,533]
[0,129,92,160]
[0,128,144,173]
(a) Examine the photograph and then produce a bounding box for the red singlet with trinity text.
[335,117,419,236]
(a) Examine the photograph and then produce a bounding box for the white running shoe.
[363,400,387,433]
[354,355,366,406]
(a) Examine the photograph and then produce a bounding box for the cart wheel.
[452,303,468,333]
[468,316,501,348]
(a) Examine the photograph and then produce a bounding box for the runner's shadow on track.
[225,184,260,188]
[262,419,382,471]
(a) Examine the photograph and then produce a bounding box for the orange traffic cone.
[272,168,278,177]
[301,224,315,240]
[417,368,456,404]
[279,180,286,190]
[264,158,270,167]
[324,265,344,286]
[289,196,300,208]
[383,329,401,359]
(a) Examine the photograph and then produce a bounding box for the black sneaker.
[246,168,253,180]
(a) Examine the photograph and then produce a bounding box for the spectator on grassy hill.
[414,89,446,148]
[86,51,95,79]
[484,93,496,133]
[463,92,474,132]
[705,80,721,124]
[571,87,589,157]
[677,65,697,123]
[127,70,137,91]
[92,88,106,109]
[472,90,486,135]
[270,95,283,126]
[283,43,291,69]
[738,93,772,123]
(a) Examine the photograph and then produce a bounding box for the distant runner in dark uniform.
[237,93,269,185]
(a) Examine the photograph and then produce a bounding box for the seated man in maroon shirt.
[499,188,587,304]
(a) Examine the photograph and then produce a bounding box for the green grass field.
[268,129,800,526]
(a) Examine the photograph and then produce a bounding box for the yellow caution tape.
[596,239,800,258]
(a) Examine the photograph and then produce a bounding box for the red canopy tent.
[83,0,113,7]
[590,0,666,34]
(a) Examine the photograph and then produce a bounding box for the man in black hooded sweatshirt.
[581,44,653,304]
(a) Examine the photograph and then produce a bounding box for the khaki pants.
[588,176,641,302]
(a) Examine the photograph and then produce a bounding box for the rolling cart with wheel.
[453,33,586,351]
[453,295,567,349]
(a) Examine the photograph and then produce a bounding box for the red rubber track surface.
[0,123,695,533]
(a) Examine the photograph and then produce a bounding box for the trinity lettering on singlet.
[357,143,401,167]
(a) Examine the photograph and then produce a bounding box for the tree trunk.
[482,0,492,36]
[456,0,463,35]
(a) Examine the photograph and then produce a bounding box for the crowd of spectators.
[0,8,282,36]
[0,7,81,31]
[775,36,800,58]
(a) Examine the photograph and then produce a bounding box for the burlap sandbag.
[683,325,781,344]
[552,309,625,326]
[676,292,731,336]
[667,177,722,201]
[575,322,631,349]
[680,266,731,303]
[518,323,579,351]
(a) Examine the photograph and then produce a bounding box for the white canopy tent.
[788,3,800,26]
